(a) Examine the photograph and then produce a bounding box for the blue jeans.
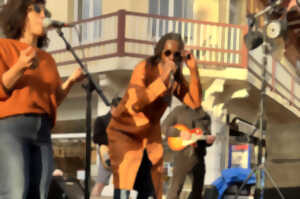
[0,114,54,199]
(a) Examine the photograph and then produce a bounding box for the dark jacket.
[93,111,111,145]
[162,105,212,158]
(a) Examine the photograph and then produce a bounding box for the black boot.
[114,189,130,199]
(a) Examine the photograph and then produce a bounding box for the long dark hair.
[0,0,48,48]
[147,32,185,66]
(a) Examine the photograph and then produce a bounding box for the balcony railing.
[46,10,299,112]
[47,10,248,68]
[248,51,300,112]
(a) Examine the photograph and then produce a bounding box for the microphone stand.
[233,43,285,199]
[55,27,110,199]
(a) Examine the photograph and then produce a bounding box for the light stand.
[56,28,110,199]
[234,1,287,199]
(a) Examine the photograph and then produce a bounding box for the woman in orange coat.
[107,33,202,199]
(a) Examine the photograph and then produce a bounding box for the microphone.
[164,62,179,106]
[169,62,180,86]
[43,18,74,28]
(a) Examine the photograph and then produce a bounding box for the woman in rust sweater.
[107,33,202,199]
[0,0,85,198]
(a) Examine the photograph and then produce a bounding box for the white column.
[96,74,114,116]
[205,114,229,184]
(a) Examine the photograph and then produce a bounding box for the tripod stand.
[234,38,285,199]
[232,1,290,198]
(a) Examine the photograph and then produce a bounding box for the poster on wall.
[228,144,252,169]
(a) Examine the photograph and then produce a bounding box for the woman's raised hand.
[16,46,37,71]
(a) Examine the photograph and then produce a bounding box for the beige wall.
[194,0,220,22]
[46,0,70,22]
[68,0,75,22]
[102,0,148,14]
[46,0,148,22]
[228,0,248,25]
[194,0,247,25]
[238,0,248,25]
[46,0,249,25]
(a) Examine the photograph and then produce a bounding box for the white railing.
[124,11,248,68]
[46,10,247,68]
[249,47,300,110]
[47,14,118,51]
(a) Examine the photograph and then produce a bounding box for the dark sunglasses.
[164,50,181,59]
[164,50,191,60]
[28,4,51,18]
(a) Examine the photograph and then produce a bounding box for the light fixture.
[264,19,287,39]
[244,30,264,50]
[243,0,288,51]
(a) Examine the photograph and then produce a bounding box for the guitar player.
[91,97,122,197]
[161,105,216,199]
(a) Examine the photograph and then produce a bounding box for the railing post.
[271,57,276,91]
[291,77,295,105]
[117,9,126,57]
[241,26,249,68]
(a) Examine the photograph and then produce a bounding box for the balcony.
[46,10,299,118]
[47,10,248,69]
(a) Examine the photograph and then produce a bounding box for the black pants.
[114,150,156,199]
[167,147,205,199]
[188,161,205,199]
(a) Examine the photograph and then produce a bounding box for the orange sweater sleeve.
[0,56,10,100]
[174,68,202,109]
[125,60,167,113]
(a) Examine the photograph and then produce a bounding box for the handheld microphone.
[169,71,175,87]
[169,62,180,87]
[43,18,74,28]
[166,62,179,106]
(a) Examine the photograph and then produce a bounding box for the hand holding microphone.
[16,46,37,71]
[159,60,178,89]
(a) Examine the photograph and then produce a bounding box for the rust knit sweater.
[0,38,62,125]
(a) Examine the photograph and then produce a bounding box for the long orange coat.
[107,60,202,199]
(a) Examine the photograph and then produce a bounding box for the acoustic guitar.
[167,124,207,151]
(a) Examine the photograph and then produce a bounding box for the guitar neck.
[182,134,207,146]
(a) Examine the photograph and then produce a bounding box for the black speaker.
[204,185,219,199]
[48,176,84,199]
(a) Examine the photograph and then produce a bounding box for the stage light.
[243,0,288,51]
[244,30,264,50]
[265,19,287,39]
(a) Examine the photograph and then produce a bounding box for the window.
[149,0,169,16]
[149,0,194,39]
[230,0,244,25]
[0,0,6,6]
[74,0,102,43]
[0,0,7,38]
[173,0,194,41]
[173,0,194,19]
[149,0,194,18]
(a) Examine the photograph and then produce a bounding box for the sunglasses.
[164,50,181,59]
[164,50,191,60]
[28,4,51,18]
